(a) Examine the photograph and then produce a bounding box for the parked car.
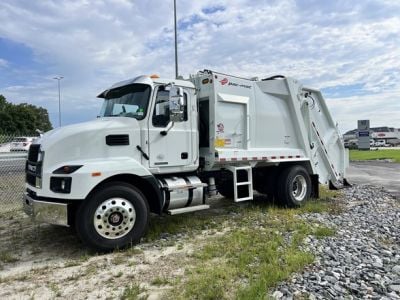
[10,137,36,152]
[374,140,386,147]
[344,141,358,149]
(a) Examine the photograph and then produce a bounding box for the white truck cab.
[23,71,349,251]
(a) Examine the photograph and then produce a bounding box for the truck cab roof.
[97,75,195,98]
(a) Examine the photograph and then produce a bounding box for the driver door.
[148,86,192,170]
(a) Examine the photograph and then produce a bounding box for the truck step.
[167,205,210,215]
[226,165,254,202]
[236,181,251,186]
[236,196,253,201]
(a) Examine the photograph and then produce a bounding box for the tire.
[75,182,149,252]
[276,165,311,207]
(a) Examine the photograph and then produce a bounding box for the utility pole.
[174,0,178,79]
[53,76,64,127]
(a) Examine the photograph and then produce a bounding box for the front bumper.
[23,193,69,227]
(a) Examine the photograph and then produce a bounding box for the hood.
[37,117,142,168]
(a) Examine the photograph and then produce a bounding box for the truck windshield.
[99,84,151,120]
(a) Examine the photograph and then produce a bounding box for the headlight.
[37,150,44,162]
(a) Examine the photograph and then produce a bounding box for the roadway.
[347,161,400,199]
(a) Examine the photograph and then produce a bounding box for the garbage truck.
[23,70,348,251]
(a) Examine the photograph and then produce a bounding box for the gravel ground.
[273,185,400,299]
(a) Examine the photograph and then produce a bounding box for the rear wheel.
[276,165,311,207]
[75,182,149,251]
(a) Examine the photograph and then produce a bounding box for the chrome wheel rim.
[94,198,136,239]
[292,175,307,201]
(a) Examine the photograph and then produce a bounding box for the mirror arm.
[160,121,175,136]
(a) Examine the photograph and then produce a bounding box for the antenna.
[174,0,178,79]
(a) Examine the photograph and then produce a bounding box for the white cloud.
[0,58,8,68]
[327,89,400,134]
[0,0,399,132]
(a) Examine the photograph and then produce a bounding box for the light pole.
[53,76,63,127]
[174,0,178,79]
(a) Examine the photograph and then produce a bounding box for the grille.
[28,144,40,162]
[106,134,130,146]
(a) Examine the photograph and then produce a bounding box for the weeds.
[0,251,19,263]
[170,189,339,300]
[49,283,61,297]
[121,283,144,300]
[151,276,170,286]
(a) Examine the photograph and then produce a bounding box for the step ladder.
[226,165,254,202]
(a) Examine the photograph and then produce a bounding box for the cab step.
[167,204,210,215]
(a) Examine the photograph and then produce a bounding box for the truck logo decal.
[219,77,251,89]
[220,78,228,85]
[217,123,224,133]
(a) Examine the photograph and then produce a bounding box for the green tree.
[0,94,53,135]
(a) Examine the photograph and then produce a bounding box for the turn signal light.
[91,172,102,177]
[150,74,160,79]
[53,165,82,174]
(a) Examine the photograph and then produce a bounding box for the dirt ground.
[0,196,243,300]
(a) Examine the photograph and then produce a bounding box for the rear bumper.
[23,193,69,227]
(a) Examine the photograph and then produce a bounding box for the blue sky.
[0,0,399,133]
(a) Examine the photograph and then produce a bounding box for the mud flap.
[311,174,319,198]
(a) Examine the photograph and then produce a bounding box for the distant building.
[343,127,400,146]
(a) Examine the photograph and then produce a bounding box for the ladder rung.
[232,166,252,170]
[236,196,253,202]
[236,181,252,186]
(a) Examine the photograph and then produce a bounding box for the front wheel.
[276,165,312,207]
[75,182,149,251]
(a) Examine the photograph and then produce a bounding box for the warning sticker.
[214,138,225,147]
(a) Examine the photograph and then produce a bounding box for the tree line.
[0,94,53,135]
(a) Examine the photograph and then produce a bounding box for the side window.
[182,92,188,121]
[153,88,170,127]
[152,87,188,127]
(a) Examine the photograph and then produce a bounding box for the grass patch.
[299,185,341,215]
[49,282,61,297]
[319,185,340,200]
[146,210,232,241]
[171,201,336,300]
[350,149,400,162]
[63,260,81,268]
[0,251,19,263]
[313,226,336,239]
[121,283,144,300]
[151,276,170,286]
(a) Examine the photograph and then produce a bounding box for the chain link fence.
[0,134,36,213]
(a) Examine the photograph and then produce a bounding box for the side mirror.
[169,86,185,122]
